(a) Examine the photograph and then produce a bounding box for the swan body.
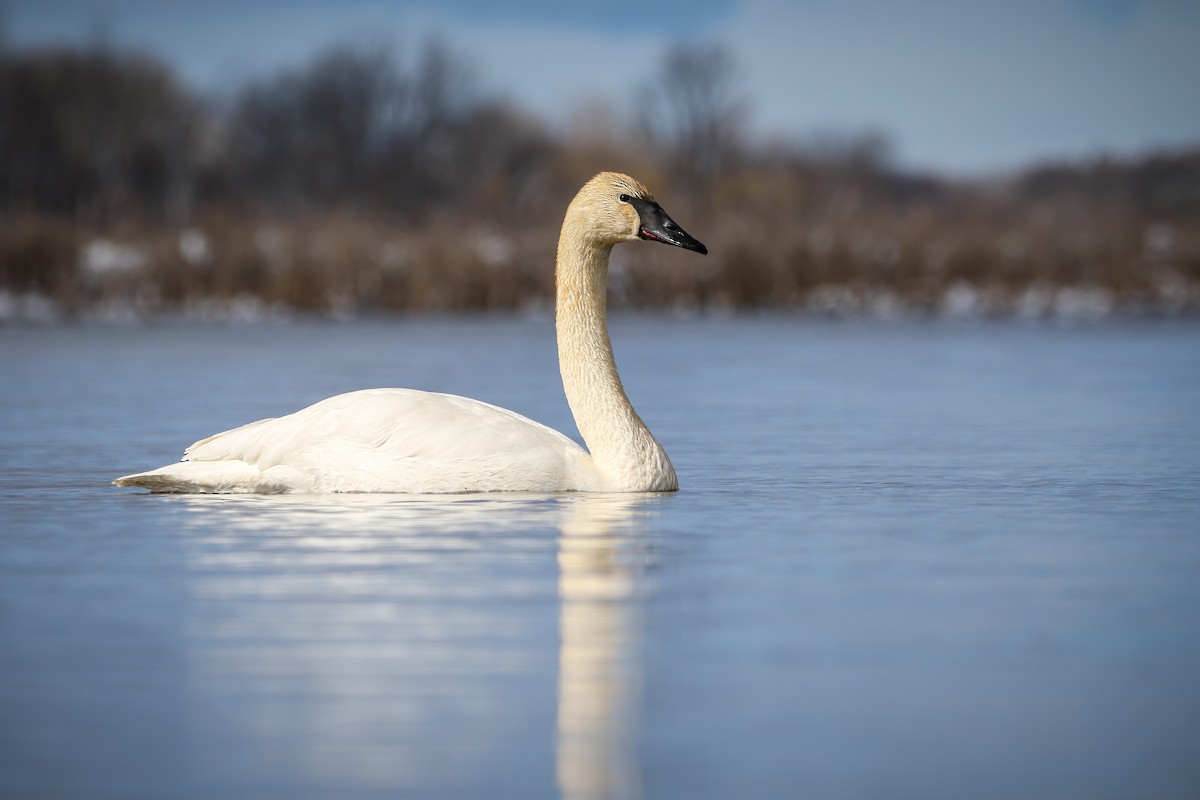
[114,173,707,494]
[121,389,600,494]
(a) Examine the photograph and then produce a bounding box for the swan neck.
[555,229,676,492]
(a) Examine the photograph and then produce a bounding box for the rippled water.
[2,316,1199,799]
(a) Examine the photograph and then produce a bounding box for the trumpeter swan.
[114,173,706,494]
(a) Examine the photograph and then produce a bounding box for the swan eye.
[618,193,631,203]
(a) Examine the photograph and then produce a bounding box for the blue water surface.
[2,316,1198,799]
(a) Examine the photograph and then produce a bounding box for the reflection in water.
[556,495,655,800]
[171,491,659,798]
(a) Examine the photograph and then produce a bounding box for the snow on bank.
[3,285,1197,325]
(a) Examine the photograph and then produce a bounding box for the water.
[2,316,1199,799]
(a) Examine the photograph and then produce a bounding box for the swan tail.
[113,460,269,494]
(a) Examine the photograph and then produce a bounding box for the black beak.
[629,197,708,255]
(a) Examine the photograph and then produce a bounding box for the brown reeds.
[5,191,1193,319]
[2,43,1198,320]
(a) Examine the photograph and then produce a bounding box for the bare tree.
[227,39,501,216]
[636,42,747,192]
[409,38,475,136]
[228,44,408,211]
[0,49,200,219]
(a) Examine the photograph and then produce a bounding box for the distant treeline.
[1,40,1198,318]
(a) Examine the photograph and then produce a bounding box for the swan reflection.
[556,494,653,800]
[170,491,659,798]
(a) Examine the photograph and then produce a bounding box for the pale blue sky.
[6,0,1199,174]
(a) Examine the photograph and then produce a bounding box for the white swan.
[114,172,707,494]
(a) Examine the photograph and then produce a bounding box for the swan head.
[568,172,708,255]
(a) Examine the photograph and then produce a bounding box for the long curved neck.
[555,230,676,492]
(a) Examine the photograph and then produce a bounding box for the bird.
[114,172,707,494]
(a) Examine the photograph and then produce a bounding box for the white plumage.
[127,389,596,494]
[114,172,706,494]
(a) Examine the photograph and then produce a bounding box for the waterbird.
[114,172,707,493]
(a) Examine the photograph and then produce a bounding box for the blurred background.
[4,6,1200,799]
[1,0,1199,320]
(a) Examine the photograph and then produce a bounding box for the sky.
[5,0,1200,175]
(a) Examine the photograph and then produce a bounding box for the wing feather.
[174,389,594,493]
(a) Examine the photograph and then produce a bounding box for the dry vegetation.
[2,41,1198,320]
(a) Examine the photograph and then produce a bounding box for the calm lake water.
[2,316,1199,799]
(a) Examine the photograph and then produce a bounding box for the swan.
[114,172,707,494]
